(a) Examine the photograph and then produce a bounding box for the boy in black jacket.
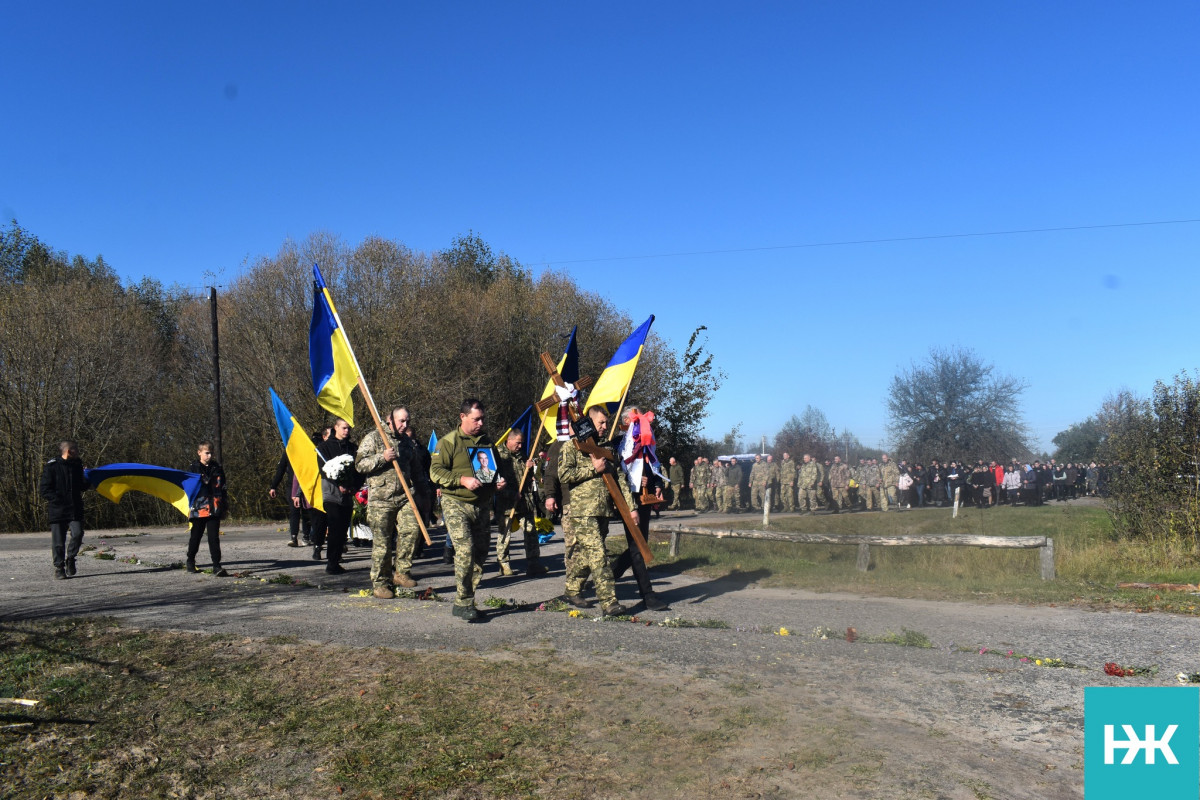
[39,440,87,580]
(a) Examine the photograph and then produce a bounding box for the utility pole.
[209,287,223,463]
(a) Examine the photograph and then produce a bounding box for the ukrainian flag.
[309,264,360,426]
[84,464,202,518]
[585,315,655,414]
[498,405,535,451]
[427,429,438,454]
[269,388,325,513]
[537,326,580,437]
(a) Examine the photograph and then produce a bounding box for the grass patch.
[662,505,1200,612]
[0,618,791,800]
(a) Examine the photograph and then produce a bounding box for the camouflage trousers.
[800,487,820,512]
[780,485,796,512]
[368,502,421,589]
[720,486,739,512]
[495,501,541,567]
[862,486,881,510]
[441,496,491,607]
[697,487,714,512]
[560,506,577,574]
[882,486,897,511]
[564,515,616,606]
[750,484,767,511]
[830,487,849,510]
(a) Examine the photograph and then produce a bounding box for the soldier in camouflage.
[765,454,780,510]
[797,454,821,513]
[494,429,547,577]
[828,455,850,512]
[748,455,767,511]
[861,458,883,511]
[430,398,504,622]
[355,407,422,599]
[690,457,708,512]
[723,457,743,512]
[557,405,630,616]
[667,457,685,510]
[879,454,899,511]
[778,453,797,512]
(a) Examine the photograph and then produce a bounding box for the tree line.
[0,223,721,532]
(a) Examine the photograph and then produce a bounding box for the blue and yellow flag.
[309,264,361,426]
[427,429,438,454]
[585,315,655,414]
[498,405,535,451]
[537,326,580,437]
[84,464,202,518]
[269,387,325,513]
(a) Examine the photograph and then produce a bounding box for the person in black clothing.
[39,440,88,580]
[187,441,228,576]
[269,452,312,547]
[318,418,359,574]
[1022,464,1043,506]
[309,426,331,561]
[610,407,670,612]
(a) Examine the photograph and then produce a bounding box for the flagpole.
[504,415,547,534]
[606,382,634,444]
[319,271,432,545]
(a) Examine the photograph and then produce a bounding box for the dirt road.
[3,516,1194,799]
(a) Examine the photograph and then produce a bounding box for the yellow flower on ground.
[357,589,370,597]
[1036,659,1043,666]
[568,610,582,618]
[777,627,790,636]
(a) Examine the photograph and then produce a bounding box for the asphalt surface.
[4,508,1199,799]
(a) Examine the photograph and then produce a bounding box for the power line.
[528,217,1200,267]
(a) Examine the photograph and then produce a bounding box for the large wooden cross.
[539,352,654,564]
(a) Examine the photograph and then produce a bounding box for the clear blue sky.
[5,2,1199,453]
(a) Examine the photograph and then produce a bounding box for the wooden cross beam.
[538,352,654,564]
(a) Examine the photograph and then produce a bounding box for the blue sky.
[4,2,1199,453]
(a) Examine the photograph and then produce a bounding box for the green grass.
[659,504,1200,613]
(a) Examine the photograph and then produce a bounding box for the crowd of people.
[41,395,675,623]
[684,453,1117,513]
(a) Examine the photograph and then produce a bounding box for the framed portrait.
[469,446,498,484]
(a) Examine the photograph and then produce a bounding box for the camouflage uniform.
[430,428,498,610]
[749,458,767,511]
[708,462,723,510]
[690,460,709,512]
[879,458,900,511]
[355,426,420,591]
[828,460,850,511]
[860,462,883,510]
[722,461,743,512]
[494,441,542,571]
[778,456,797,512]
[797,458,821,512]
[765,458,780,510]
[667,461,685,509]
[558,443,632,606]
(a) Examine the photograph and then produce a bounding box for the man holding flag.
[494,424,546,577]
[355,406,421,598]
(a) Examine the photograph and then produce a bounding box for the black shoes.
[186,560,200,574]
[526,562,549,576]
[312,547,322,561]
[213,566,229,577]
[452,604,481,622]
[643,593,670,611]
[564,594,593,609]
[65,558,76,577]
[325,563,346,575]
[54,568,66,580]
[601,602,629,617]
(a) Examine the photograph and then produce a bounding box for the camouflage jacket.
[496,442,537,507]
[690,463,707,489]
[778,459,797,487]
[765,462,779,487]
[880,461,900,487]
[558,442,631,517]
[749,462,766,487]
[828,462,850,489]
[798,460,820,489]
[355,427,414,506]
[861,463,883,487]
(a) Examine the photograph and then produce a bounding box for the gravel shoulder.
[3,514,1193,799]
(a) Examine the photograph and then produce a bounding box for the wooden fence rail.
[647,523,1056,580]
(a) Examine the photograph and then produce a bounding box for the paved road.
[3,509,1195,799]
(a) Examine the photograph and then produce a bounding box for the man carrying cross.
[558,404,632,616]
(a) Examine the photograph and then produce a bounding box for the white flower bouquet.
[322,453,356,486]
